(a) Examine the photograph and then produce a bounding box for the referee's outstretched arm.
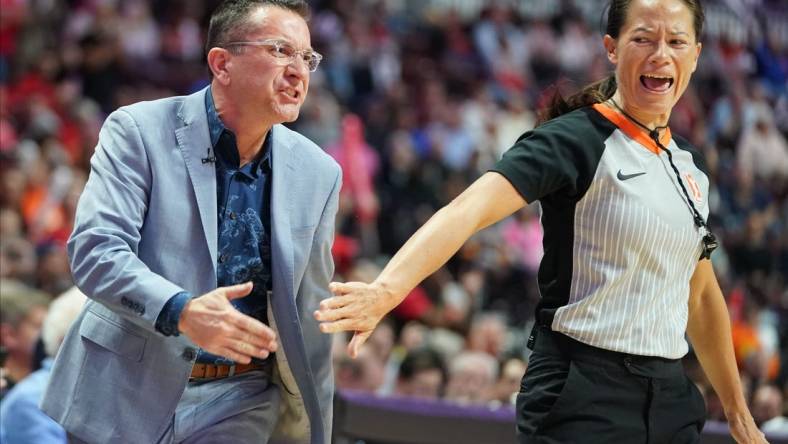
[314,171,525,357]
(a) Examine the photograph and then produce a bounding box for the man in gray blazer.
[41,1,340,443]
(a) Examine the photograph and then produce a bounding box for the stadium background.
[0,0,785,442]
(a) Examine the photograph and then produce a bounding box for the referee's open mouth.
[640,74,674,93]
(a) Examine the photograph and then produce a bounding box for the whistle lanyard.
[609,99,718,259]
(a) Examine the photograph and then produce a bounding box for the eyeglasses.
[223,39,323,72]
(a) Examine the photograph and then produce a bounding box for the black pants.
[517,327,706,444]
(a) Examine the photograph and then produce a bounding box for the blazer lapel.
[174,88,218,276]
[270,124,296,299]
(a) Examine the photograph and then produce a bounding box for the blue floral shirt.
[155,87,273,365]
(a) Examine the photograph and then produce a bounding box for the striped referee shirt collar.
[593,103,672,155]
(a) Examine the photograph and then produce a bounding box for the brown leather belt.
[190,362,265,381]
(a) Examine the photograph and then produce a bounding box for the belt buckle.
[227,365,236,378]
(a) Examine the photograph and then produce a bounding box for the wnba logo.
[684,173,702,203]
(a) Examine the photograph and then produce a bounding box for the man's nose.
[286,54,310,77]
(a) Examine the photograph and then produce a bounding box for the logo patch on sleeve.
[684,173,703,203]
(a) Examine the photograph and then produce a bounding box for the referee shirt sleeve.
[490,116,585,203]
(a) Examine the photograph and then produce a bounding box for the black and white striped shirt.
[493,104,709,359]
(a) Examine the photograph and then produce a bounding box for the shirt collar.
[205,85,225,147]
[205,86,273,177]
[592,103,672,155]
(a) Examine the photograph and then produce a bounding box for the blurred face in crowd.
[367,321,395,361]
[604,0,701,123]
[1,305,46,363]
[213,6,312,126]
[445,366,494,403]
[399,321,427,351]
[334,349,384,392]
[396,368,444,399]
[494,358,526,403]
[468,316,506,358]
[751,385,782,424]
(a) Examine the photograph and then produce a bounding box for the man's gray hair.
[448,351,499,381]
[206,0,310,53]
[41,286,87,357]
[0,279,50,327]
[204,0,310,79]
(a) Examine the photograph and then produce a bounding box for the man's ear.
[207,47,232,85]
[603,34,618,65]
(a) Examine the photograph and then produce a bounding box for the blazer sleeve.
[68,108,186,333]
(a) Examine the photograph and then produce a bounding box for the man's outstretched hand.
[314,281,396,358]
[178,282,277,364]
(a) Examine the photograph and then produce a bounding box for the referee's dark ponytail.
[537,0,705,125]
[538,75,617,124]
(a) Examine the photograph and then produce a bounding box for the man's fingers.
[228,313,278,351]
[227,329,275,351]
[230,311,276,338]
[223,282,254,300]
[215,346,253,365]
[226,339,270,360]
[348,330,372,359]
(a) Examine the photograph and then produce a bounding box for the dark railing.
[333,390,788,444]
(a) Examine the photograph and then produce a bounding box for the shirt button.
[181,348,197,361]
[219,254,228,263]
[229,211,237,220]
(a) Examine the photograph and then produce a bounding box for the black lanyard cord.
[608,99,718,259]
[654,140,707,229]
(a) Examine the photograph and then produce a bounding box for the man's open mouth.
[282,89,300,99]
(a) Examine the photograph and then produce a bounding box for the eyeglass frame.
[222,39,323,72]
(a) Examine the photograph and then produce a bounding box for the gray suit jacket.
[41,87,341,444]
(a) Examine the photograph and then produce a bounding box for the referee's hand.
[727,410,768,444]
[178,282,278,364]
[314,281,395,358]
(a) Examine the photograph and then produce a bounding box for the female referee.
[315,0,767,442]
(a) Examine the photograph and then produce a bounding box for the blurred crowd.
[1,0,786,439]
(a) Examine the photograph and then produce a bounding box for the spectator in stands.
[466,312,508,360]
[492,357,527,406]
[394,347,447,400]
[0,236,37,284]
[334,348,385,393]
[0,280,50,397]
[0,286,86,444]
[751,385,788,436]
[735,108,788,180]
[444,351,498,405]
